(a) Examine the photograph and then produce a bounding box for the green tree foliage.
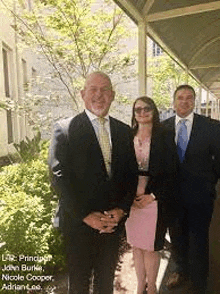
[11,0,137,108]
[148,55,198,108]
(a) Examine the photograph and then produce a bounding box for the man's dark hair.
[173,84,196,101]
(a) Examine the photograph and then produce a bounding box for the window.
[6,110,13,144]
[2,48,10,97]
[22,58,28,91]
[26,0,32,10]
[153,42,163,57]
[32,67,36,79]
[31,67,37,85]
[20,0,33,10]
[2,46,13,144]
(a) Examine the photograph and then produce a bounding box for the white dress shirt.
[175,112,194,144]
[85,109,112,146]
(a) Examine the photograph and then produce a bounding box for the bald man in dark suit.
[49,72,138,294]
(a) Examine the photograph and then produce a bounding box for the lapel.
[109,117,118,176]
[184,114,202,156]
[79,113,123,177]
[81,111,100,146]
[148,127,157,175]
[148,126,164,175]
[166,116,176,131]
[167,113,202,161]
[82,112,119,177]
[80,112,107,174]
[163,114,203,163]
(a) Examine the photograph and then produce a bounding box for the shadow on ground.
[45,182,220,293]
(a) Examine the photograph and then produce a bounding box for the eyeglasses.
[134,106,152,114]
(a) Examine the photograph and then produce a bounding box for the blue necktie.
[177,119,188,163]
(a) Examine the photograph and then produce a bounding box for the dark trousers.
[169,201,214,292]
[64,223,121,294]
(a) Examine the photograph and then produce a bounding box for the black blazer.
[48,111,138,229]
[144,125,178,203]
[163,114,220,203]
[140,125,179,226]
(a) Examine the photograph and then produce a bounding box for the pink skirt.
[125,201,158,251]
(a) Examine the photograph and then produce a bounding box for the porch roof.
[114,0,220,99]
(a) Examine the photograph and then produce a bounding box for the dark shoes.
[166,272,187,289]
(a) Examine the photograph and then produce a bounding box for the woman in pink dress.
[126,97,177,294]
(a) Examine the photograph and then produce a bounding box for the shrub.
[0,191,51,257]
[13,131,41,162]
[0,141,65,291]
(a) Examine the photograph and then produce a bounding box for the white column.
[218,99,220,120]
[138,21,147,96]
[215,98,218,119]
[197,85,202,114]
[185,68,189,84]
[206,91,209,117]
[214,98,217,119]
[211,95,214,118]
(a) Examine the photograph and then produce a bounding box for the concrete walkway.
[114,182,220,294]
[50,183,220,294]
[114,245,190,294]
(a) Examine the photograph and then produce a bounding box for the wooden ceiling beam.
[190,63,220,69]
[143,0,155,17]
[114,0,143,22]
[147,1,220,22]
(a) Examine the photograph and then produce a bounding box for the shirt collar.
[85,109,110,122]
[175,112,194,126]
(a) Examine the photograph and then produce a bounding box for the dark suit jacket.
[48,111,138,231]
[143,125,178,225]
[143,125,178,202]
[163,114,220,204]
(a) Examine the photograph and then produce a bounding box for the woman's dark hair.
[131,96,160,136]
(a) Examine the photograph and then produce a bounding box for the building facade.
[0,2,35,159]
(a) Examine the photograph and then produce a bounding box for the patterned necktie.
[177,119,188,163]
[97,117,111,175]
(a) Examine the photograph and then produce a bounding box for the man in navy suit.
[48,71,138,294]
[163,85,220,293]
